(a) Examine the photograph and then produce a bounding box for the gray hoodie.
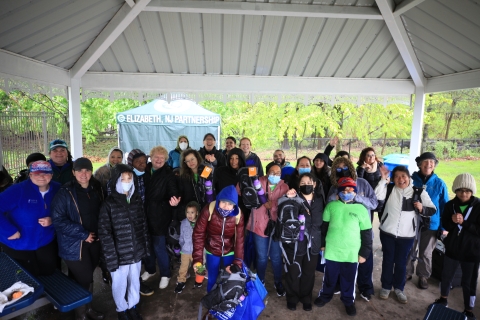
[179,218,195,254]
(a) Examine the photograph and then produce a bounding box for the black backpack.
[275,197,303,244]
[200,270,246,313]
[237,167,260,209]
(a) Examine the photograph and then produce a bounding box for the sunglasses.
[336,166,349,173]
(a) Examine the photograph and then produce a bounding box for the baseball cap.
[49,139,68,151]
[29,160,53,174]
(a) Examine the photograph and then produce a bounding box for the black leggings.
[65,241,101,290]
[3,240,58,276]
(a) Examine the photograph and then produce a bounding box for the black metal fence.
[0,111,69,175]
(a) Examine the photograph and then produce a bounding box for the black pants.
[441,255,479,310]
[65,241,101,290]
[3,240,58,276]
[284,252,319,304]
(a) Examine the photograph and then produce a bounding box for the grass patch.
[434,160,480,199]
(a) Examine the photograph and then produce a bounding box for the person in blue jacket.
[168,135,190,169]
[51,157,105,320]
[406,152,449,290]
[0,160,60,276]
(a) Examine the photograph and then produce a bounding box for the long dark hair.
[180,149,203,179]
[357,147,381,166]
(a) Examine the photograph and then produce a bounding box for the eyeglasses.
[366,154,376,158]
[336,166,349,173]
[456,189,472,194]
[184,158,196,164]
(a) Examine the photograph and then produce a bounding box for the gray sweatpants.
[406,230,437,278]
[111,261,141,312]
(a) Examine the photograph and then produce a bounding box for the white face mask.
[121,181,133,192]
[179,142,188,151]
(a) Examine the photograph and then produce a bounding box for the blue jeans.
[380,231,414,291]
[151,235,171,278]
[143,235,157,275]
[253,233,283,284]
[206,253,235,292]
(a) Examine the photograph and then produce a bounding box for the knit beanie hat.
[26,153,46,166]
[415,152,439,167]
[313,153,329,164]
[127,149,146,166]
[337,177,357,193]
[452,173,476,195]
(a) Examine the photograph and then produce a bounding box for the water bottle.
[253,179,267,204]
[205,180,214,202]
[239,294,246,302]
[298,214,305,241]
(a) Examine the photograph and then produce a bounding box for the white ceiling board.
[426,69,480,93]
[139,12,172,73]
[222,14,243,75]
[287,17,325,76]
[0,0,32,18]
[421,63,441,78]
[394,66,411,79]
[159,12,189,73]
[319,19,366,77]
[335,19,384,77]
[438,0,480,29]
[7,4,119,54]
[402,16,480,70]
[181,13,205,74]
[364,40,398,77]
[203,13,223,74]
[303,18,346,77]
[110,34,139,72]
[392,0,425,16]
[48,39,94,67]
[255,16,285,75]
[81,72,415,95]
[415,49,456,76]
[89,61,105,72]
[238,15,264,75]
[271,17,305,76]
[381,54,407,78]
[123,19,155,73]
[99,48,122,72]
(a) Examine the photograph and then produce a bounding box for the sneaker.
[274,282,286,297]
[159,277,170,289]
[463,310,476,320]
[418,276,428,289]
[103,271,112,286]
[194,281,203,288]
[360,292,371,302]
[141,271,156,282]
[117,311,130,320]
[394,289,407,304]
[433,297,448,307]
[379,288,390,300]
[174,282,186,293]
[314,297,327,308]
[334,291,341,295]
[345,304,356,316]
[139,282,154,296]
[126,306,143,320]
[186,273,191,280]
[303,303,312,311]
[287,302,296,311]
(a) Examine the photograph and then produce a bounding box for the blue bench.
[0,252,92,319]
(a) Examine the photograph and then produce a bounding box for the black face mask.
[300,185,314,195]
[336,166,351,178]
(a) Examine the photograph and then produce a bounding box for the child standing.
[314,177,373,316]
[98,164,149,320]
[175,201,200,293]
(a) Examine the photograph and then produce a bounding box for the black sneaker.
[117,311,130,320]
[345,304,356,316]
[303,303,312,311]
[360,292,371,302]
[314,297,327,308]
[174,282,186,293]
[463,310,476,320]
[274,282,286,297]
[287,302,296,311]
[139,282,154,296]
[434,297,448,307]
[127,306,143,320]
[194,281,203,288]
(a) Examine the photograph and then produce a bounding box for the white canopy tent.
[1,0,479,171]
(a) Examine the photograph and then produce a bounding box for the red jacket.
[192,203,244,267]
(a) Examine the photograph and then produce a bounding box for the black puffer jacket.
[213,148,246,194]
[356,162,383,190]
[199,146,226,168]
[144,162,179,236]
[443,196,480,263]
[98,164,148,272]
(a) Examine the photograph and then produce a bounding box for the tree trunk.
[444,100,457,140]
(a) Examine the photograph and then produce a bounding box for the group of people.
[0,134,478,320]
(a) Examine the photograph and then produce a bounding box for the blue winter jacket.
[51,180,103,260]
[0,179,60,250]
[412,172,449,231]
[167,149,181,169]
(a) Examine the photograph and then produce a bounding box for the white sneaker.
[141,271,156,282]
[159,277,171,289]
[186,273,191,279]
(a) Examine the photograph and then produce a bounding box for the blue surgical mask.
[268,175,281,185]
[133,168,144,176]
[298,167,311,175]
[339,192,355,202]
